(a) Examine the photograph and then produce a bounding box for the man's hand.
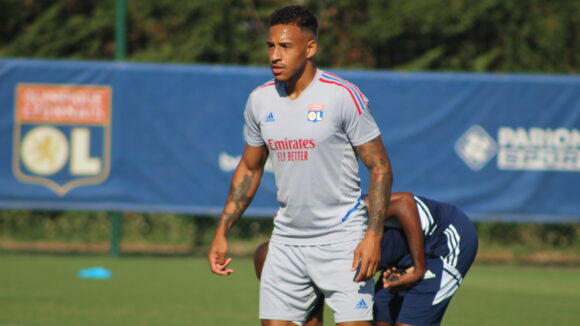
[352,232,382,282]
[208,235,234,275]
[353,136,392,282]
[383,266,424,291]
[207,145,267,276]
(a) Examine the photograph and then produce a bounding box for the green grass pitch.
[1,254,579,325]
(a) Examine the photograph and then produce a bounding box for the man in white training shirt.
[208,5,394,326]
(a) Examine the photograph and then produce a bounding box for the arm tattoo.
[219,171,256,230]
[355,139,393,234]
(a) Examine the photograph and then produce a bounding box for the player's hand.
[208,235,234,275]
[352,232,382,282]
[383,266,424,291]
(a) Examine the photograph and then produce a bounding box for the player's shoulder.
[318,70,362,87]
[250,79,277,96]
[415,195,463,220]
[318,70,366,93]
[318,70,368,114]
[414,195,440,211]
[246,79,276,116]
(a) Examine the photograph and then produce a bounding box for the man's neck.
[284,62,317,100]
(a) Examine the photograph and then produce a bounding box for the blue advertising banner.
[0,59,579,221]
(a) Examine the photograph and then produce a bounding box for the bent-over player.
[254,192,478,326]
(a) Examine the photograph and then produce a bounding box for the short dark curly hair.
[269,5,318,38]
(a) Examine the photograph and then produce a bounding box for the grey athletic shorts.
[259,239,374,323]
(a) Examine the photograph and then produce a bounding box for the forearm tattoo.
[355,139,393,233]
[219,171,256,230]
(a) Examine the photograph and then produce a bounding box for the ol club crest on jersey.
[12,84,112,196]
[307,104,324,123]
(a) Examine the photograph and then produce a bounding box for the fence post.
[115,0,127,61]
[110,212,122,257]
[110,0,126,258]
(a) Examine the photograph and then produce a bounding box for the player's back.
[381,196,468,267]
[415,196,460,235]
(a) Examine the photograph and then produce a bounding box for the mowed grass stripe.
[2,254,580,326]
[1,254,259,326]
[445,265,580,326]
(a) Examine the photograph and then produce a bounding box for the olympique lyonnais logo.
[12,84,112,196]
[307,104,324,122]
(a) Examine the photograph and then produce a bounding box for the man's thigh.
[260,242,319,323]
[308,240,374,324]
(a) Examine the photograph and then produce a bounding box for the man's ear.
[306,39,318,59]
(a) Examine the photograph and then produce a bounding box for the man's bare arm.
[352,136,393,282]
[384,192,426,290]
[208,144,268,275]
[356,136,393,235]
[216,145,267,234]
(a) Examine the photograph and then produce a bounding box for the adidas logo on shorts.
[424,270,436,280]
[355,299,368,309]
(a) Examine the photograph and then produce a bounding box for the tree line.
[1,0,578,73]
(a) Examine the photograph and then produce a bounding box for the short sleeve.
[342,96,381,147]
[243,94,264,146]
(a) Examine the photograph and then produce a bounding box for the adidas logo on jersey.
[265,112,275,122]
[424,270,436,280]
[355,299,368,309]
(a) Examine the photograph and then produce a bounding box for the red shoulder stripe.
[319,77,363,115]
[259,82,276,89]
[322,71,367,105]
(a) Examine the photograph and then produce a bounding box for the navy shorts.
[374,213,478,325]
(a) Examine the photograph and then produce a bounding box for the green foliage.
[1,210,577,259]
[316,0,580,72]
[0,1,115,58]
[0,210,273,252]
[119,212,194,244]
[1,0,578,73]
[475,221,579,249]
[476,221,524,245]
[0,210,110,243]
[533,223,577,247]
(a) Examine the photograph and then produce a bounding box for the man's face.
[267,24,316,82]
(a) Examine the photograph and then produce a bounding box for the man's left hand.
[352,232,382,282]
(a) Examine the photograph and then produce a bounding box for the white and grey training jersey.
[244,69,381,245]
